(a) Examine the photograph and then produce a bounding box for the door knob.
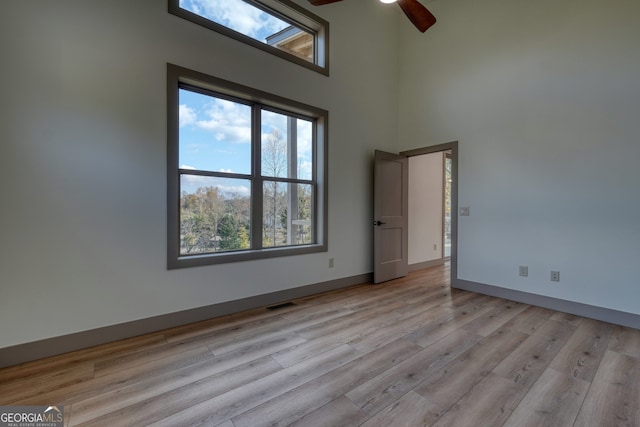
[373,220,387,226]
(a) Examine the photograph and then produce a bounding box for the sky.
[179,0,291,43]
[178,88,313,197]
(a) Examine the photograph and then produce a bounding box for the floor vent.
[266,302,296,311]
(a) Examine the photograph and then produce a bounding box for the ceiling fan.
[307,0,436,33]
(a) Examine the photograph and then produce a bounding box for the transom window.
[169,0,329,75]
[167,64,327,268]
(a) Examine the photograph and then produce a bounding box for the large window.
[167,64,327,268]
[169,0,329,75]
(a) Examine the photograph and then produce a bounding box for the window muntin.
[169,0,329,75]
[168,64,327,268]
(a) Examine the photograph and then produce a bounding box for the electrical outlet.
[329,258,334,268]
[459,207,470,216]
[519,266,528,277]
[551,271,560,282]
[433,243,438,251]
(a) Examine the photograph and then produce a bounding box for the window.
[167,64,328,268]
[168,0,329,75]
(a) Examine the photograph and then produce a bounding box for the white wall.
[0,0,400,349]
[408,153,443,265]
[397,0,640,314]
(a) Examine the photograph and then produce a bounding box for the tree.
[262,129,288,246]
[180,185,251,254]
[218,214,241,251]
[180,186,227,254]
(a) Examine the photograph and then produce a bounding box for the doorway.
[372,142,458,284]
[401,142,458,285]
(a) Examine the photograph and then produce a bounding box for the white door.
[373,150,409,283]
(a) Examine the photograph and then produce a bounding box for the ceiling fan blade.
[397,0,437,33]
[307,0,343,5]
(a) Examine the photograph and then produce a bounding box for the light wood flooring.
[1,265,640,426]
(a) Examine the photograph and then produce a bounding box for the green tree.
[218,214,241,251]
[180,186,225,254]
[238,225,250,249]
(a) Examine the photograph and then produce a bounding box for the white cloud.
[218,185,250,197]
[179,104,197,128]
[298,160,312,180]
[180,175,250,198]
[196,98,252,144]
[180,0,288,41]
[180,164,197,170]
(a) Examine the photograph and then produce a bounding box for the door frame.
[400,141,459,287]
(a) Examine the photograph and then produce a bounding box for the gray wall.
[0,0,400,349]
[397,0,640,314]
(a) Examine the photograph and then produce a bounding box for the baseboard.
[0,273,373,369]
[452,278,640,329]
[408,258,445,272]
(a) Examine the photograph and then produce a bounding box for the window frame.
[167,63,328,269]
[168,0,329,76]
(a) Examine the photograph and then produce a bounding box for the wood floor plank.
[413,327,529,409]
[18,346,217,407]
[230,339,422,427]
[67,333,305,425]
[92,339,213,378]
[269,335,345,368]
[359,391,440,427]
[348,300,467,353]
[548,318,613,381]
[162,305,283,344]
[346,329,481,415]
[492,319,575,389]
[0,362,94,405]
[461,299,528,337]
[503,367,590,427]
[431,372,525,427]
[573,350,640,426]
[575,381,640,427]
[550,311,583,327]
[146,343,362,427]
[501,305,554,335]
[172,313,298,354]
[287,396,368,427]
[294,298,414,342]
[70,356,282,427]
[608,324,640,358]
[0,333,166,382]
[404,294,499,348]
